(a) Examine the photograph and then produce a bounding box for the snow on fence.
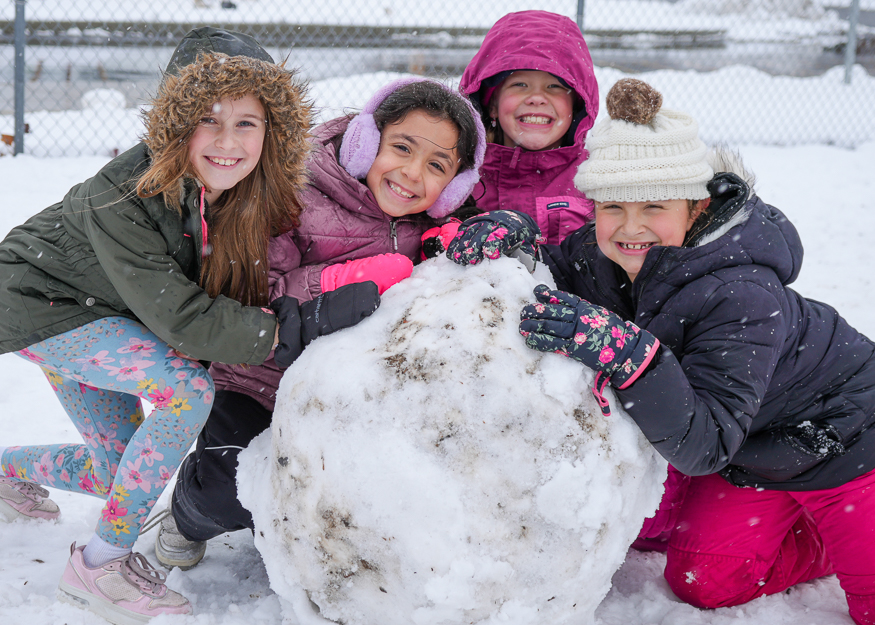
[1,0,874,155]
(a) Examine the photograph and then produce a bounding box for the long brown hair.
[198,116,301,306]
[136,53,312,307]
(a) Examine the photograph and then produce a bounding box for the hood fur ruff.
[692,147,758,247]
[141,52,312,194]
[707,146,756,196]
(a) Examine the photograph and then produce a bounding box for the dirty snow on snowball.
[238,255,667,625]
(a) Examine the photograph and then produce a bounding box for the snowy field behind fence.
[2,0,875,154]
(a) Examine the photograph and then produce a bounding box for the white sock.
[83,534,131,568]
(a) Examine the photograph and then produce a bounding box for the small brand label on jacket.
[546,201,570,210]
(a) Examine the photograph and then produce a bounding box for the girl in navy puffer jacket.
[449,79,875,625]
[154,78,487,569]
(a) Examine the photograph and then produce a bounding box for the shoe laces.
[14,480,50,501]
[140,507,171,535]
[120,552,168,597]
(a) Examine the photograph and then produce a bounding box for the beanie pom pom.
[606,78,663,125]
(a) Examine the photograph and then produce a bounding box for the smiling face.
[188,93,266,204]
[365,109,462,218]
[595,199,703,282]
[489,70,574,152]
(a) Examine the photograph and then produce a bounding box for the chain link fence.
[2,0,874,156]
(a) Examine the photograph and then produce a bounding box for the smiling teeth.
[209,157,239,166]
[520,115,551,125]
[389,181,414,198]
[620,242,654,250]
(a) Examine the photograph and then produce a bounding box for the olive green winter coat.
[0,142,276,364]
[0,28,313,365]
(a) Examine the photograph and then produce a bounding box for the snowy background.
[3,0,875,154]
[4,64,875,158]
[1,0,869,30]
[1,65,875,624]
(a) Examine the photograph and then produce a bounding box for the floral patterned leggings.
[0,317,214,549]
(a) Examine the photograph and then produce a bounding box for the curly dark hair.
[371,81,478,174]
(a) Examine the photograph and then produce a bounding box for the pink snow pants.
[632,464,690,552]
[664,469,875,625]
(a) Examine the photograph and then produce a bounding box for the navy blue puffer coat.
[543,172,875,491]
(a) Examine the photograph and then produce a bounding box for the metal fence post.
[576,0,585,34]
[13,0,26,155]
[844,0,861,85]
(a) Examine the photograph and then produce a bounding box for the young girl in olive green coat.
[0,28,378,623]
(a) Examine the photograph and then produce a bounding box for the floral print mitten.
[446,210,541,269]
[519,285,661,415]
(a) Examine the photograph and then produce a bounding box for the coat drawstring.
[510,145,521,169]
[199,186,209,258]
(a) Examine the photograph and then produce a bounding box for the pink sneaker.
[0,477,60,521]
[58,542,192,624]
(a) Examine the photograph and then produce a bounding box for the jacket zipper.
[632,248,669,314]
[581,247,613,306]
[390,220,398,251]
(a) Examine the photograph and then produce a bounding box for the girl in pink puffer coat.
[151,79,487,568]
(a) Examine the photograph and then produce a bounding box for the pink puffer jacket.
[209,116,437,410]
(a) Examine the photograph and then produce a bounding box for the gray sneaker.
[153,508,206,570]
[0,477,60,522]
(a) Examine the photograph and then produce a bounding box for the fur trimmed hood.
[707,146,756,197]
[141,50,312,195]
[686,147,758,247]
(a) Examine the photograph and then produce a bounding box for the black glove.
[446,210,541,270]
[421,234,447,259]
[270,281,380,369]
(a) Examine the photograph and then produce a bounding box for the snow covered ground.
[1,66,874,624]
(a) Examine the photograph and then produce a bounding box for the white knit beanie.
[575,79,713,203]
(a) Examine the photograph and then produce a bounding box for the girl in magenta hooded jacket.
[460,10,600,244]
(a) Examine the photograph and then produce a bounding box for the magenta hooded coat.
[460,10,600,244]
[209,116,437,410]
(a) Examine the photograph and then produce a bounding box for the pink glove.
[420,220,462,260]
[320,253,413,295]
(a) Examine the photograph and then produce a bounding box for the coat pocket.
[537,195,595,244]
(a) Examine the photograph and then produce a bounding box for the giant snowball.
[238,255,667,625]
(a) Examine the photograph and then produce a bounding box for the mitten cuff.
[270,296,304,369]
[421,221,462,260]
[590,334,659,417]
[320,255,413,295]
[611,327,660,390]
[320,264,340,293]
